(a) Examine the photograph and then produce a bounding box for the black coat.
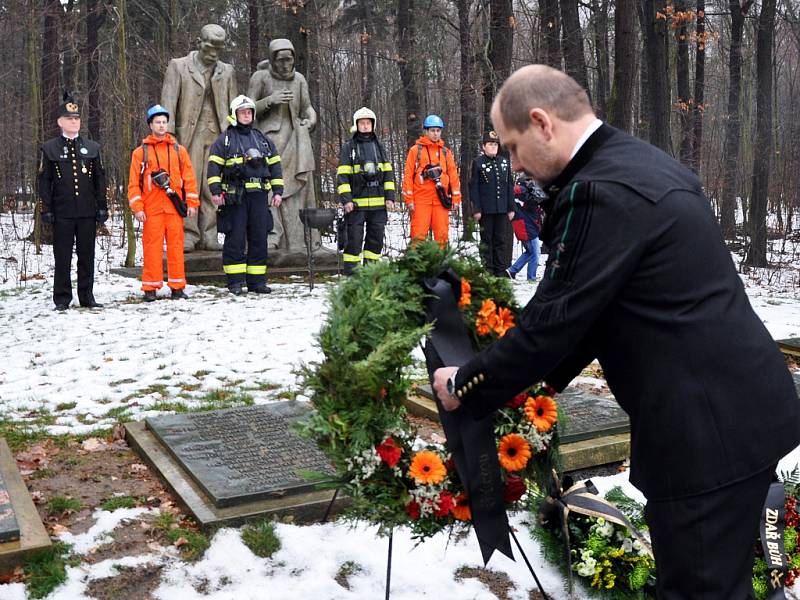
[468,154,515,215]
[38,136,107,218]
[454,124,800,501]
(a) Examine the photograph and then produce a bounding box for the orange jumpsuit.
[128,134,199,291]
[402,136,461,246]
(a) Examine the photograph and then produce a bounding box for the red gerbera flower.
[506,392,528,409]
[375,437,402,467]
[503,475,527,503]
[406,500,421,520]
[435,491,455,517]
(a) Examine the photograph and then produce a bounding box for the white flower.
[621,538,633,553]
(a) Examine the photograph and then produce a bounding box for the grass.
[193,370,211,378]
[0,419,51,451]
[55,402,77,412]
[46,496,82,515]
[152,511,177,531]
[103,406,133,422]
[23,542,80,599]
[109,378,137,387]
[241,519,281,558]
[198,388,255,410]
[100,495,139,511]
[165,527,209,561]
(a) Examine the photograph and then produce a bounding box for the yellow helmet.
[352,106,377,130]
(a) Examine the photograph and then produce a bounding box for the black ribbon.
[420,269,513,565]
[759,481,788,599]
[538,471,653,588]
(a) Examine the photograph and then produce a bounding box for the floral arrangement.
[300,242,560,540]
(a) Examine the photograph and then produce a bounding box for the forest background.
[0,0,798,268]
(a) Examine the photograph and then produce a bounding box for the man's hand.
[507,211,515,221]
[269,90,294,105]
[211,194,225,207]
[343,202,355,214]
[407,202,415,214]
[385,200,395,211]
[41,212,55,224]
[433,366,461,411]
[95,209,109,224]
[187,206,198,218]
[272,194,282,208]
[473,212,482,222]
[134,211,146,223]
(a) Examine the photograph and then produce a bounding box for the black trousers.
[342,209,387,275]
[644,463,777,599]
[52,216,96,306]
[478,213,512,276]
[221,191,271,288]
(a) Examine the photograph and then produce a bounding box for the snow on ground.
[1,212,799,599]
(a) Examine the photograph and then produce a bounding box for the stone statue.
[161,24,237,252]
[248,39,318,252]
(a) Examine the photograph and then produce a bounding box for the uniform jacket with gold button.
[468,153,514,214]
[38,136,107,218]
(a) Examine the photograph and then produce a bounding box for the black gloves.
[95,210,109,224]
[41,212,55,224]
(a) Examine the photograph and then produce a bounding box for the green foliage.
[241,519,281,558]
[100,495,138,511]
[46,496,82,515]
[152,511,176,531]
[604,486,648,530]
[24,542,79,599]
[165,527,209,561]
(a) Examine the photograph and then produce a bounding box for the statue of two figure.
[161,25,317,256]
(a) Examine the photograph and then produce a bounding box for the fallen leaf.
[129,464,148,473]
[30,491,45,504]
[148,542,164,552]
[50,523,69,536]
[81,438,105,452]
[173,536,189,548]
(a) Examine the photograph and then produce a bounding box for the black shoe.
[171,288,188,300]
[143,290,157,302]
[228,285,246,296]
[505,269,516,280]
[54,303,69,312]
[80,297,103,308]
[251,285,271,294]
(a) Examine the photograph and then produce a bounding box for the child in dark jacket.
[507,177,545,281]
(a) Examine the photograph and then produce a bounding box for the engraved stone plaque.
[0,470,20,543]
[555,387,629,444]
[146,403,335,508]
[779,338,800,357]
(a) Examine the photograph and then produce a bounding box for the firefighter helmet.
[352,106,377,130]
[230,95,256,120]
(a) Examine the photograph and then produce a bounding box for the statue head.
[197,24,226,67]
[269,39,295,77]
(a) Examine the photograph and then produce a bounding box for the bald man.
[433,65,800,598]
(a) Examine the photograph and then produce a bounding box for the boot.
[143,290,157,302]
[171,288,188,300]
[79,295,103,308]
[251,285,271,294]
[228,285,246,296]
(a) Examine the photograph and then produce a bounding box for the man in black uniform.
[336,107,395,275]
[207,95,283,295]
[433,66,800,598]
[38,93,108,311]
[468,130,515,277]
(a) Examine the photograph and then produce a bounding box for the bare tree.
[560,0,588,94]
[639,0,671,152]
[609,0,636,131]
[538,0,560,67]
[397,0,421,148]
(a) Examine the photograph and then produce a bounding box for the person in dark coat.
[468,130,515,276]
[38,93,108,311]
[508,177,545,281]
[433,65,800,599]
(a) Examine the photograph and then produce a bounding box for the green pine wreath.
[300,241,561,540]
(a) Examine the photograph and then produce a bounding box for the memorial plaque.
[146,403,335,508]
[778,338,800,357]
[555,387,630,444]
[0,470,20,543]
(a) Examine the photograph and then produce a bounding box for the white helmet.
[230,95,256,120]
[352,106,377,129]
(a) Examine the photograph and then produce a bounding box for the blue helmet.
[146,104,170,123]
[423,114,444,129]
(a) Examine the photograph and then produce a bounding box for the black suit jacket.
[454,124,800,501]
[38,136,107,218]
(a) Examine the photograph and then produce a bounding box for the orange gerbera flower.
[458,279,472,308]
[494,306,516,337]
[498,434,531,472]
[524,395,558,432]
[475,299,499,336]
[477,299,496,318]
[452,493,472,521]
[408,450,447,485]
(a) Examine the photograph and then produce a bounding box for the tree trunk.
[609,0,636,131]
[639,0,671,152]
[745,0,775,267]
[29,0,44,252]
[358,0,375,106]
[559,0,588,94]
[85,0,104,142]
[691,0,706,174]
[719,1,748,239]
[116,0,136,268]
[248,0,259,74]
[397,0,421,148]
[482,0,514,129]
[674,0,693,165]
[590,0,609,118]
[457,0,479,238]
[41,0,61,141]
[538,0,560,68]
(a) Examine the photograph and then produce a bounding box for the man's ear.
[529,108,554,141]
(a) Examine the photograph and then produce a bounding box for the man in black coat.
[38,93,108,310]
[468,130,515,276]
[433,65,800,598]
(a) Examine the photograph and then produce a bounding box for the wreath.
[300,242,560,541]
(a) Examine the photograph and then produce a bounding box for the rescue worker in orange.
[128,105,199,301]
[402,114,461,246]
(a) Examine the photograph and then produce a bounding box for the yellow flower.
[408,450,447,485]
[498,434,531,472]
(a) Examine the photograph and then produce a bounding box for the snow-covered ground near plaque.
[0,210,798,599]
